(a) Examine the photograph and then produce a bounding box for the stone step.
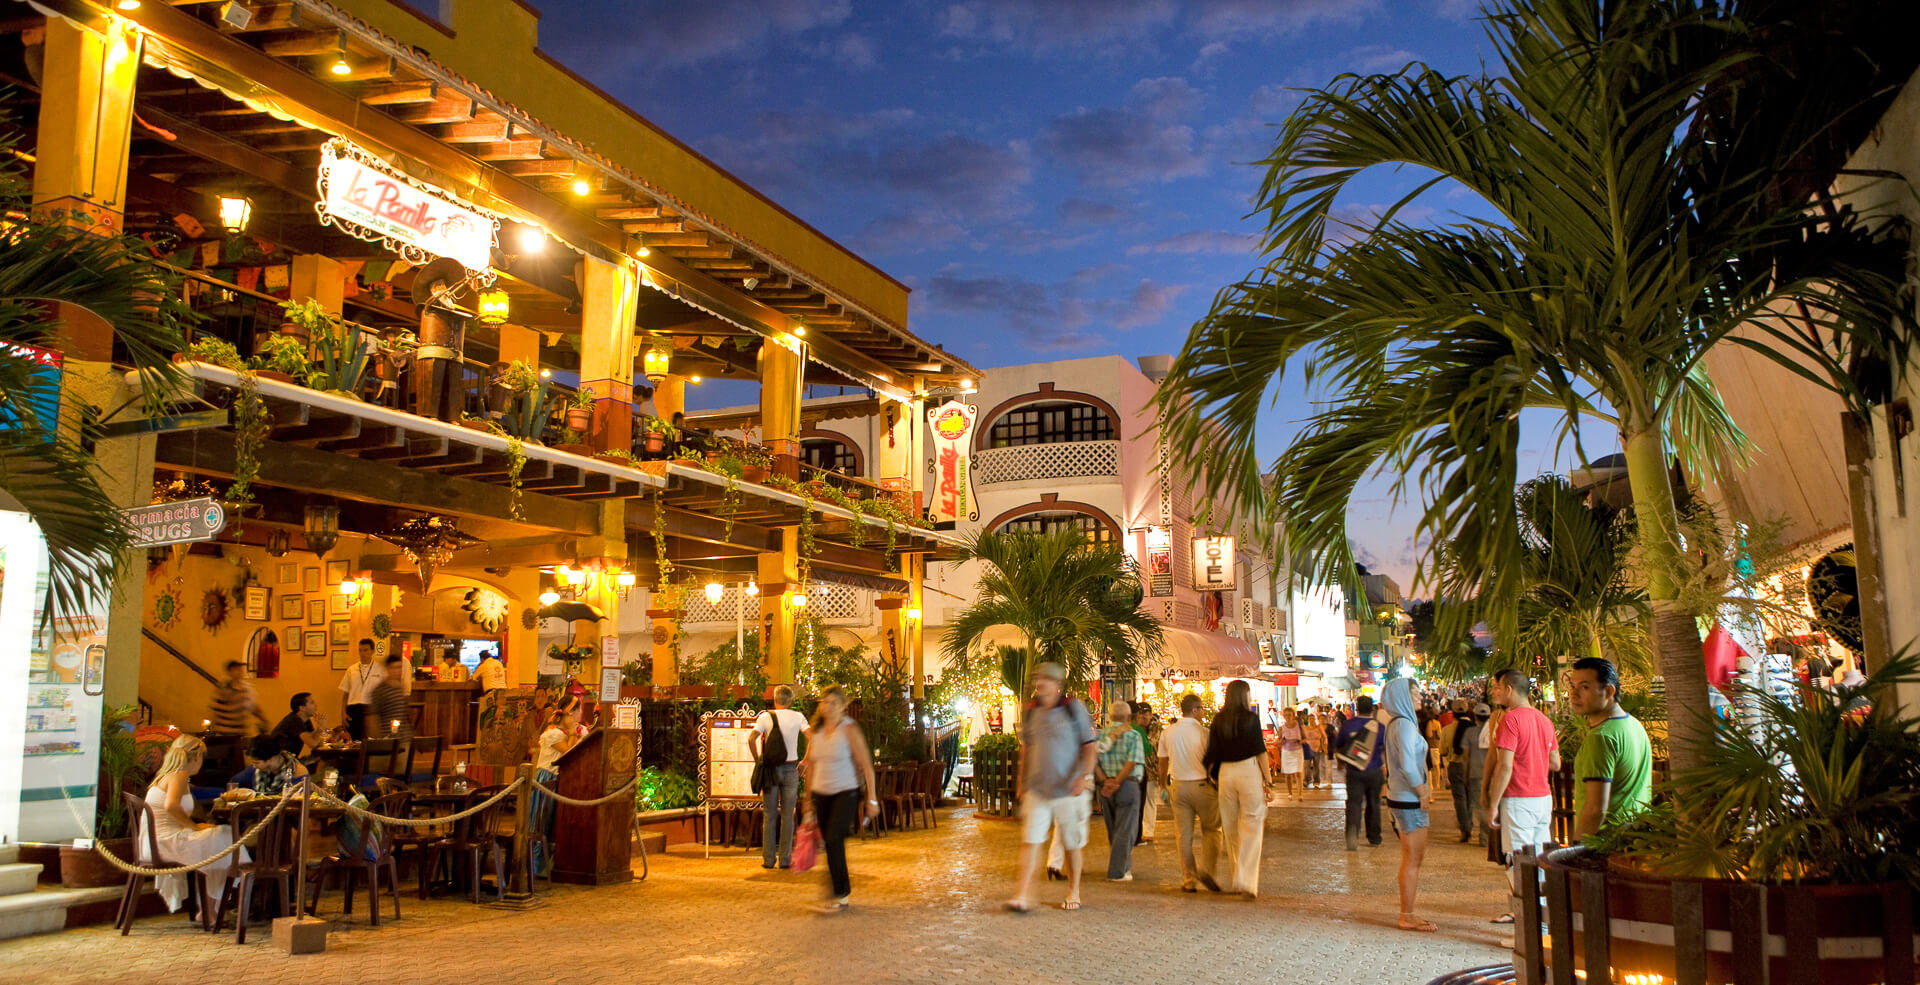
[0,863,43,897]
[0,884,123,942]
[0,843,17,865]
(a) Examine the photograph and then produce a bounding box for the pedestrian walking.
[1485,669,1559,925]
[209,659,268,736]
[1159,693,1221,892]
[800,685,879,912]
[1095,701,1145,881]
[1274,706,1305,800]
[1380,678,1436,932]
[1136,703,1161,845]
[1334,695,1387,850]
[1444,704,1479,842]
[1567,657,1652,839]
[1302,709,1328,789]
[1008,662,1096,913]
[1203,679,1269,899]
[751,685,809,868]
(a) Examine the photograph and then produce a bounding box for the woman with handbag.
[800,685,878,912]
[1203,680,1271,900]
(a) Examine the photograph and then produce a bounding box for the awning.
[1326,675,1363,692]
[1155,627,1262,679]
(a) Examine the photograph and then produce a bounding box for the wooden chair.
[306,791,405,926]
[352,738,400,794]
[403,735,444,787]
[911,760,944,829]
[419,785,509,903]
[117,791,212,934]
[214,799,296,944]
[878,766,914,832]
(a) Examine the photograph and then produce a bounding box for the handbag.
[791,817,822,872]
[1335,720,1380,771]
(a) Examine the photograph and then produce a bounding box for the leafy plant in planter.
[635,766,700,812]
[95,705,149,839]
[226,374,272,519]
[684,636,768,695]
[277,297,333,343]
[184,335,245,370]
[596,448,642,467]
[497,360,555,441]
[309,313,372,397]
[505,435,526,521]
[565,385,596,432]
[249,333,317,385]
[640,416,678,455]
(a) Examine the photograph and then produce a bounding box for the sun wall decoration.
[153,581,184,630]
[462,588,510,632]
[201,587,231,631]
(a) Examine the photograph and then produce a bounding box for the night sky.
[537,0,1566,593]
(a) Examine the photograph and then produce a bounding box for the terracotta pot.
[277,321,309,343]
[566,406,594,431]
[254,370,294,384]
[457,419,494,433]
[60,838,133,888]
[741,465,768,484]
[643,432,666,454]
[676,684,715,699]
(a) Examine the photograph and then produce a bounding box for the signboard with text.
[1190,536,1237,591]
[124,498,226,547]
[699,709,760,806]
[1146,526,1174,597]
[317,139,498,274]
[926,400,978,525]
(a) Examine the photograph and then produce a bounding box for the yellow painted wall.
[331,0,910,329]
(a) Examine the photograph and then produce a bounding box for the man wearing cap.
[1008,662,1096,913]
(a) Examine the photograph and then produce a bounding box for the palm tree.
[1152,0,1911,771]
[0,123,194,627]
[940,528,1164,695]
[1499,475,1651,679]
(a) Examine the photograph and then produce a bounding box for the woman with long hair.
[801,685,878,911]
[1203,680,1270,899]
[141,734,247,919]
[1275,706,1305,800]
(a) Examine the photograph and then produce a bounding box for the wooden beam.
[261,31,344,58]
[497,158,578,177]
[394,95,478,125]
[154,430,602,534]
[130,104,309,199]
[474,139,547,161]
[439,119,513,143]
[359,81,437,105]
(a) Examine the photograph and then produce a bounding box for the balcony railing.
[973,440,1120,484]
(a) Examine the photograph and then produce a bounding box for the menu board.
[700,711,759,804]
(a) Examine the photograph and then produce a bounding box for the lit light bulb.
[615,571,636,588]
[116,0,140,9]
[555,564,572,581]
[330,57,352,76]
[704,582,724,605]
[339,578,359,596]
[689,375,703,384]
[790,593,808,609]
[566,567,586,586]
[744,583,760,597]
[571,179,591,196]
[960,378,976,393]
[539,589,560,606]
[905,606,922,622]
[539,368,552,378]
[514,225,545,254]
[792,325,807,337]
[634,246,651,258]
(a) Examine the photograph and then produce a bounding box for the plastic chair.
[306,791,405,926]
[117,791,212,934]
[215,799,296,944]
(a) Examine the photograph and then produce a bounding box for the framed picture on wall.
[305,632,326,657]
[302,567,320,593]
[307,599,326,626]
[243,586,269,621]
[284,626,303,653]
[330,649,350,670]
[325,559,349,584]
[280,594,303,620]
[277,563,297,585]
[329,594,349,615]
[329,619,350,645]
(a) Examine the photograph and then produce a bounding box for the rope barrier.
[528,776,637,807]
[307,779,524,826]
[90,792,302,876]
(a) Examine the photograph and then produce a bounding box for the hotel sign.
[124,498,226,548]
[926,400,978,525]
[1191,536,1237,591]
[317,139,498,276]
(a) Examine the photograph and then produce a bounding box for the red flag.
[1702,624,1748,688]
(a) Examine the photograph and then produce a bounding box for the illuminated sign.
[317,139,498,276]
[1146,525,1173,597]
[123,497,226,547]
[926,400,978,525]
[1190,536,1237,591]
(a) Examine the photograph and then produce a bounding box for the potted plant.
[595,448,643,468]
[1529,656,1920,985]
[181,336,244,370]
[308,311,372,398]
[640,416,678,456]
[497,360,554,442]
[248,333,312,385]
[277,297,332,345]
[565,385,596,432]
[61,706,150,888]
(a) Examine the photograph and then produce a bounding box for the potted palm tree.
[565,385,596,432]
[61,706,152,887]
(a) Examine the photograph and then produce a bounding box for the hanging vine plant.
[650,492,676,590]
[225,373,272,524]
[797,489,819,563]
[505,435,527,521]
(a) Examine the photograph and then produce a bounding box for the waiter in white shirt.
[337,638,383,740]
[1159,693,1223,892]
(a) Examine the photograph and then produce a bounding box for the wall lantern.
[539,589,560,607]
[642,345,672,383]
[476,289,510,325]
[789,592,808,610]
[904,606,922,622]
[303,503,340,557]
[217,195,252,234]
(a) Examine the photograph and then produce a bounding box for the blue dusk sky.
[538,0,1587,594]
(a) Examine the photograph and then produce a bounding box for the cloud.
[1246,84,1301,118]
[540,0,852,67]
[1190,0,1380,38]
[925,270,1191,343]
[1125,230,1258,256]
[1041,77,1209,188]
[829,33,879,69]
[1190,40,1231,73]
[1058,198,1130,226]
[753,107,916,146]
[1070,262,1130,285]
[859,210,969,251]
[1110,279,1192,329]
[1343,44,1420,74]
[939,0,1177,51]
[828,133,1034,212]
[1436,0,1483,20]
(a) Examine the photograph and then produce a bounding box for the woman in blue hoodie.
[1380,677,1436,932]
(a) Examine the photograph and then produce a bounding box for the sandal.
[1004,900,1033,914]
[1061,896,1082,911]
[1400,915,1439,932]
[1490,912,1515,924]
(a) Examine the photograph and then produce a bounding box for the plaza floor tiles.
[1,787,1508,985]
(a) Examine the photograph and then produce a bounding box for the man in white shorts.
[1008,662,1096,913]
[1485,668,1560,927]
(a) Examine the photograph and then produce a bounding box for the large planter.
[1528,847,1917,985]
[969,742,1019,818]
[61,838,133,888]
[565,406,594,432]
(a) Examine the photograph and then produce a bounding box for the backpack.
[762,711,791,766]
[1335,719,1380,772]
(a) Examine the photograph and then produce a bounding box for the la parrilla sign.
[316,139,498,275]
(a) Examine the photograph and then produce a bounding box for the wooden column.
[759,337,804,474]
[30,19,138,234]
[289,255,345,314]
[578,257,638,454]
[758,533,799,685]
[497,323,540,368]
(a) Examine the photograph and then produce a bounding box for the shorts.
[1021,791,1090,849]
[1501,795,1553,854]
[1390,807,1430,833]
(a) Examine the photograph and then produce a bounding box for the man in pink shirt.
[1485,668,1560,925]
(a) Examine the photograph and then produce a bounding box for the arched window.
[992,510,1117,546]
[800,436,859,476]
[986,400,1114,448]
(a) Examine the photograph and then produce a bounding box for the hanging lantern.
[217,194,252,234]
[265,528,291,557]
[476,288,510,326]
[303,503,340,557]
[642,345,671,383]
[377,515,474,594]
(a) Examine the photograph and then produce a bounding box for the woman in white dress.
[1275,707,1305,800]
[140,735,247,917]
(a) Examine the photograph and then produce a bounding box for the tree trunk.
[1621,426,1708,774]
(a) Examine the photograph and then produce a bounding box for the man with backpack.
[751,685,809,868]
[1334,694,1387,851]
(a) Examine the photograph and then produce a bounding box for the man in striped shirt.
[370,655,413,740]
[209,660,268,735]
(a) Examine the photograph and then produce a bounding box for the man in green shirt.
[1568,656,1652,839]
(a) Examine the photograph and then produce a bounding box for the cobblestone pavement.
[4,786,1510,985]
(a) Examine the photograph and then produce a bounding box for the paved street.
[3,788,1510,985]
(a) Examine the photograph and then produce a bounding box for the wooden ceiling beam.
[474,139,547,161]
[394,95,478,125]
[498,158,578,177]
[261,31,344,58]
[596,205,665,221]
[439,119,513,143]
[359,81,438,105]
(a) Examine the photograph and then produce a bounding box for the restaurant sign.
[1145,525,1174,598]
[1191,535,1237,591]
[124,497,226,547]
[926,400,978,525]
[316,139,498,277]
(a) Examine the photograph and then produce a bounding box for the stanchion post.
[503,765,535,903]
[272,778,327,954]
